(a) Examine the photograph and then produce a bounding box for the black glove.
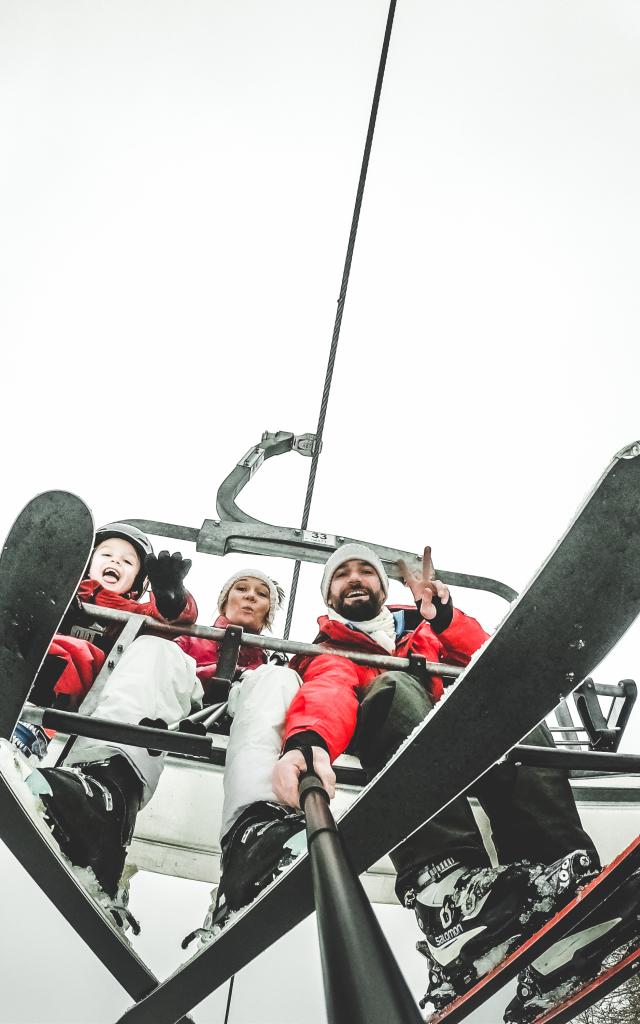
[29,653,67,707]
[417,593,454,634]
[145,550,191,620]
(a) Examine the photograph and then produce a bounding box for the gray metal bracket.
[123,429,517,604]
[574,677,638,752]
[217,430,317,525]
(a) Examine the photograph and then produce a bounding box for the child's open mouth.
[103,568,120,583]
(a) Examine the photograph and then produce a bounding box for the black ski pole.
[298,748,423,1024]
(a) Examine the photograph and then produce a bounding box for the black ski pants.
[353,670,599,903]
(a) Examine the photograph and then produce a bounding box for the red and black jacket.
[284,608,489,762]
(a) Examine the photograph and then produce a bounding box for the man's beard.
[333,590,383,621]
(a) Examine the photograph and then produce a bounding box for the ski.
[528,941,640,1024]
[0,491,93,737]
[116,442,640,1024]
[424,834,640,1023]
[0,492,193,1020]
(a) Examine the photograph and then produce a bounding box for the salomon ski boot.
[182,801,306,948]
[504,866,640,1023]
[28,755,142,898]
[414,862,535,1009]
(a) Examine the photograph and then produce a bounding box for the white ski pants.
[65,636,203,807]
[220,663,301,840]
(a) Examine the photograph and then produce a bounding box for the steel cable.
[227,8,399,1017]
[283,0,398,638]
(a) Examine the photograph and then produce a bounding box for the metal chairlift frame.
[125,430,519,602]
[6,437,639,1024]
[37,431,638,774]
[22,606,640,781]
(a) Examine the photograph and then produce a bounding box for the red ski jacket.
[176,615,267,703]
[50,579,198,705]
[285,608,489,762]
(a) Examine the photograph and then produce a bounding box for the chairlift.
[17,432,639,904]
[1,0,639,1017]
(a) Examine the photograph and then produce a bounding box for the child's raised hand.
[145,551,192,620]
[146,550,192,586]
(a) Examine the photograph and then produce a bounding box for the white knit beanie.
[320,543,389,605]
[217,569,285,630]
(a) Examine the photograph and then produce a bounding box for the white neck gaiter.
[327,605,397,653]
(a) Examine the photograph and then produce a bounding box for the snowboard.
[0,490,93,737]
[116,443,640,1024]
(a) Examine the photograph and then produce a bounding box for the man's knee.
[356,671,434,771]
[361,670,434,722]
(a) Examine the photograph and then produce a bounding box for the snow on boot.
[504,867,640,1023]
[28,755,142,899]
[521,849,599,933]
[414,862,535,1007]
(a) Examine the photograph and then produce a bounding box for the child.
[33,522,198,711]
[19,525,204,902]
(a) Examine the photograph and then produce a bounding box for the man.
[212,544,637,1016]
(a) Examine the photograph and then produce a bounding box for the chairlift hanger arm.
[121,430,313,541]
[216,430,317,525]
[123,430,517,604]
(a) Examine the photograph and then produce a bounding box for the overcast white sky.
[2,1,640,1021]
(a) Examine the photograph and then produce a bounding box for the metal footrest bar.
[508,744,640,773]
[20,706,217,760]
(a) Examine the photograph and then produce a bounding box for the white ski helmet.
[93,522,153,597]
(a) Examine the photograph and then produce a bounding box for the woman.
[180,570,308,947]
[177,568,301,839]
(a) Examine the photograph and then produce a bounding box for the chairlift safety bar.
[78,604,464,678]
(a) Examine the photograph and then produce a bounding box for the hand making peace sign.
[396,546,453,632]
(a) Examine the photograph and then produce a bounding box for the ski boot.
[504,866,640,1023]
[182,801,306,949]
[27,755,142,899]
[414,861,536,1010]
[11,722,49,761]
